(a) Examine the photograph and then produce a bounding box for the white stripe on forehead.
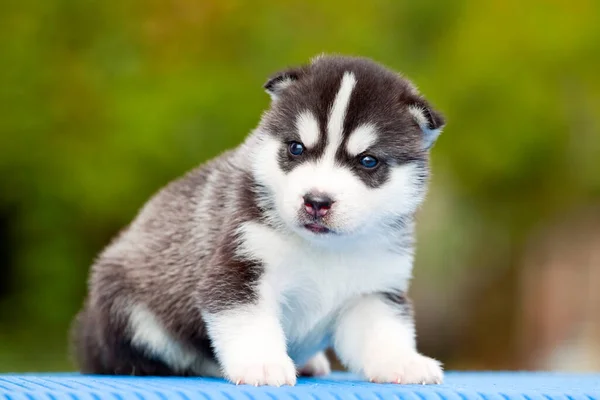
[295,111,320,148]
[324,72,357,161]
[346,123,377,156]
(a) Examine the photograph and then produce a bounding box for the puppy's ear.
[408,100,445,150]
[264,67,306,101]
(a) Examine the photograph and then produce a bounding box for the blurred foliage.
[0,0,599,371]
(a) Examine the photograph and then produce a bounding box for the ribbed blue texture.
[0,372,598,400]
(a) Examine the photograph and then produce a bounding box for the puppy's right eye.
[359,155,378,169]
[288,141,305,156]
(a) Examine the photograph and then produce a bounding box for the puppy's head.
[252,55,445,241]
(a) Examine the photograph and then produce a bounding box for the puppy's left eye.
[288,141,305,156]
[359,155,378,169]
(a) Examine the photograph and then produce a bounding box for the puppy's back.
[71,149,246,375]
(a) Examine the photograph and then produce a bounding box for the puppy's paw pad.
[227,357,297,387]
[298,352,331,377]
[365,353,443,385]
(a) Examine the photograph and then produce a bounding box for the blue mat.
[0,372,599,400]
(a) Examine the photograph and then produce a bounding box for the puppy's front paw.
[364,352,443,384]
[224,355,297,387]
[298,351,331,377]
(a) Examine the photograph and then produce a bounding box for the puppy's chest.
[278,258,401,320]
[242,224,412,340]
[240,223,413,356]
[267,246,411,365]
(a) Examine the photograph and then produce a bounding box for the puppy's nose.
[303,193,333,217]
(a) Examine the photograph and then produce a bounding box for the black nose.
[303,193,333,217]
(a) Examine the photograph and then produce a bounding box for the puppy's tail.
[69,305,103,374]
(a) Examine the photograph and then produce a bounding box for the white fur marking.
[334,294,443,384]
[346,124,378,156]
[266,77,295,101]
[325,72,357,160]
[129,304,199,372]
[408,105,429,130]
[203,287,296,386]
[408,105,442,149]
[296,111,320,148]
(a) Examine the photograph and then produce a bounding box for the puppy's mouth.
[303,223,333,234]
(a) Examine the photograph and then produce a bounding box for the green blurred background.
[1,0,599,372]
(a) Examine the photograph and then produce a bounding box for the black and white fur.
[71,55,445,386]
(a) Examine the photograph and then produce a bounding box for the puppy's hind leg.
[71,301,181,376]
[298,351,331,377]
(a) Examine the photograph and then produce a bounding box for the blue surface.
[0,372,599,400]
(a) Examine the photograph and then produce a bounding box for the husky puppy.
[72,54,446,386]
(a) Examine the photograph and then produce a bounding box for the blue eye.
[288,141,305,156]
[359,155,378,169]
